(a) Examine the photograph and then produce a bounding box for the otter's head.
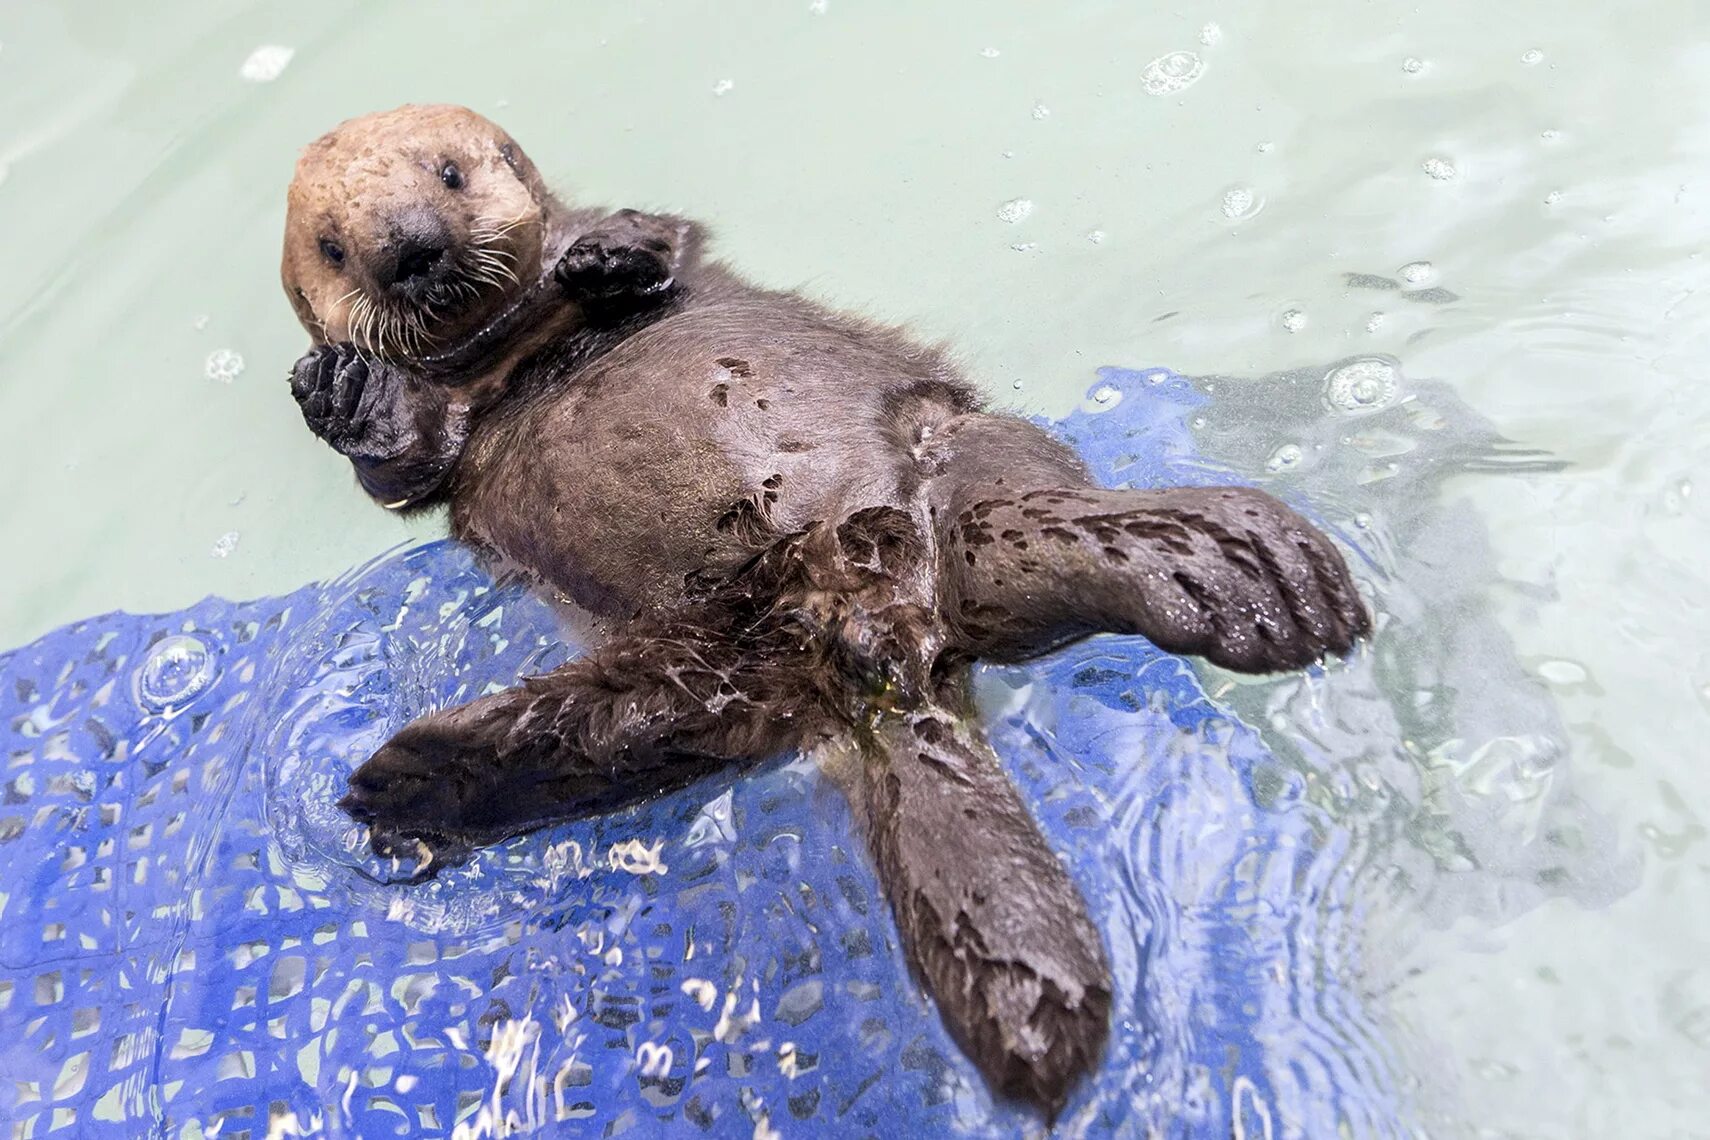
[282,104,552,363]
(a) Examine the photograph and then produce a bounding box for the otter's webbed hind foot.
[944,485,1371,673]
[337,618,826,860]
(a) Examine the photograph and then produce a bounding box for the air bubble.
[1092,385,1118,404]
[1422,157,1458,181]
[1140,51,1205,96]
[1325,358,1401,413]
[1279,308,1307,333]
[1086,229,1106,244]
[137,635,218,712]
[1402,57,1426,74]
[1199,23,1223,46]
[211,531,240,559]
[1537,660,1587,686]
[1521,49,1544,65]
[1220,185,1262,220]
[1265,444,1304,473]
[1540,128,1561,142]
[1399,261,1434,285]
[980,47,1000,58]
[996,198,1034,223]
[1256,141,1274,154]
[711,78,735,96]
[239,45,294,83]
[1365,312,1386,333]
[205,349,245,383]
[1031,102,1051,120]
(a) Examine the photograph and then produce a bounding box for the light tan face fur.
[282,104,550,362]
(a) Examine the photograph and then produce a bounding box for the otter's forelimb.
[556,208,699,323]
[288,343,470,510]
[853,697,1111,1117]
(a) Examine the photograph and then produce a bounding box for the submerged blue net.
[0,370,1407,1138]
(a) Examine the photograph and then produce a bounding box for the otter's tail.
[855,705,1112,1115]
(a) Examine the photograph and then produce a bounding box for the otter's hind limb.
[851,697,1112,1116]
[339,617,827,860]
[941,483,1370,673]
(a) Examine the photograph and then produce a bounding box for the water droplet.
[1010,241,1037,252]
[1365,311,1387,333]
[1255,140,1274,154]
[1265,443,1304,473]
[1279,308,1307,333]
[1086,229,1106,244]
[1092,385,1118,404]
[1325,358,1401,413]
[1399,261,1434,285]
[1199,23,1223,46]
[1000,149,1015,158]
[1354,512,1373,529]
[1543,189,1562,205]
[137,635,218,712]
[1422,156,1458,181]
[711,78,735,96]
[211,531,240,559]
[980,47,1000,58]
[1031,102,1051,120]
[1402,56,1427,74]
[1146,371,1168,385]
[1540,128,1561,142]
[1521,49,1544,65]
[1220,185,1262,220]
[996,197,1034,223]
[1537,659,1587,686]
[1012,379,1024,390]
[1140,51,1205,96]
[239,45,294,83]
[205,349,245,383]
[1191,416,1206,428]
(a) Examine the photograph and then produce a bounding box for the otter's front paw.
[554,225,676,309]
[288,344,413,461]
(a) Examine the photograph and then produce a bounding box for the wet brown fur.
[282,105,1371,1118]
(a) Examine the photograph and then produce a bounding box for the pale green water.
[1,1,1706,1135]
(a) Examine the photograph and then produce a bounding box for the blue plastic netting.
[0,369,1408,1138]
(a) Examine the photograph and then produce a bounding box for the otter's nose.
[378,209,451,290]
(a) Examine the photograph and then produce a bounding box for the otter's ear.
[496,137,542,189]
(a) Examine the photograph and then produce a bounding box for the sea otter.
[281,104,1370,1116]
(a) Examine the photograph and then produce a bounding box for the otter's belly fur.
[450,299,980,615]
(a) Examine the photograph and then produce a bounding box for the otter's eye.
[440,161,464,191]
[318,238,345,266]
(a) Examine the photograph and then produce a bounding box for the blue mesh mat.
[0,369,1409,1138]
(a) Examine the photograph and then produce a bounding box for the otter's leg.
[337,618,826,862]
[554,208,699,322]
[289,343,469,510]
[849,694,1111,1116]
[925,414,1370,673]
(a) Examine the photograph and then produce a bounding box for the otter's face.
[282,104,551,362]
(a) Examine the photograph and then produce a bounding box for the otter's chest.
[453,349,924,616]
